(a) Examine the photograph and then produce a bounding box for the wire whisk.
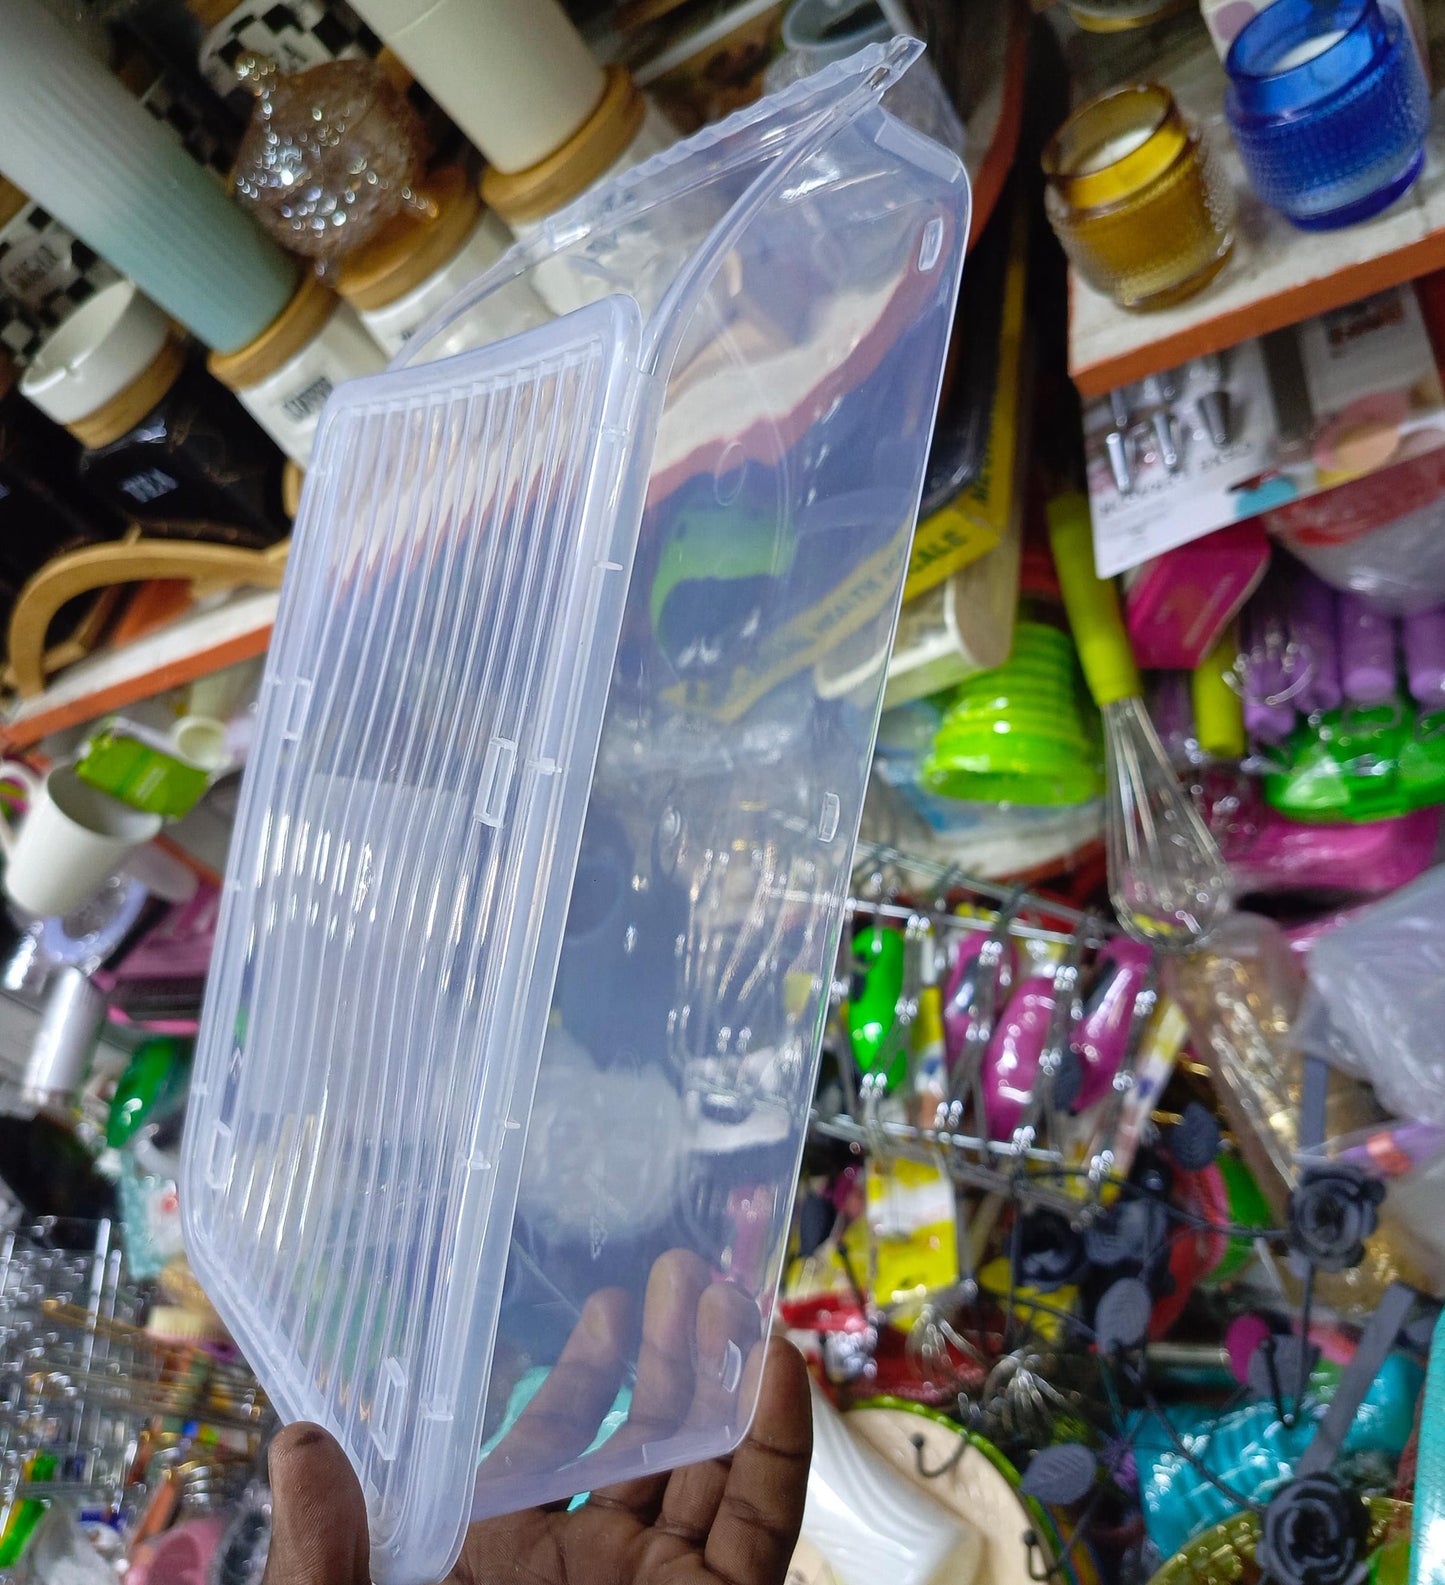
[1048,494,1230,952]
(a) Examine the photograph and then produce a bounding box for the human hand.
[261,1258,812,1585]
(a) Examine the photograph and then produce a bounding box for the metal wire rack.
[796,841,1429,1585]
[0,1220,138,1536]
[814,840,1165,1221]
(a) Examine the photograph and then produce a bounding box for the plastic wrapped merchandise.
[1165,913,1378,1204]
[1300,866,1445,1127]
[1280,490,1445,614]
[1165,913,1304,1197]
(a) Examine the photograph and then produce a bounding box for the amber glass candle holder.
[1043,83,1235,311]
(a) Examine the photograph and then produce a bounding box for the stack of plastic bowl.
[922,620,1104,806]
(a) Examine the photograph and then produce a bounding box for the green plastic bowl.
[922,735,1104,807]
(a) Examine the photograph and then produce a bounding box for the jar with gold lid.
[207,273,384,466]
[20,281,288,546]
[334,165,524,356]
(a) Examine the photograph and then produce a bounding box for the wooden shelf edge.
[967,1,1029,249]
[0,619,275,753]
[154,832,225,890]
[1070,220,1445,398]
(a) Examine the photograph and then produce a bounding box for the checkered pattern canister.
[199,0,379,107]
[0,187,122,356]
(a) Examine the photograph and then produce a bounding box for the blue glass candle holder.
[1225,0,1430,230]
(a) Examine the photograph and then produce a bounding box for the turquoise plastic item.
[1133,1353,1424,1559]
[1411,1308,1445,1585]
[479,1368,633,1470]
[0,0,296,351]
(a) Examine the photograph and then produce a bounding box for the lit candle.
[1272,28,1348,69]
[1043,83,1236,311]
[1077,126,1154,173]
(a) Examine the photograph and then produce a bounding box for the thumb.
[263,1423,371,1585]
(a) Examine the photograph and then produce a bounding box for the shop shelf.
[1068,35,1445,398]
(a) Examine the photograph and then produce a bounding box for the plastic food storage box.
[182,43,968,1585]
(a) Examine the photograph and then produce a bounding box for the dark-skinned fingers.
[631,1249,711,1429]
[584,1478,672,1533]
[702,1339,812,1585]
[654,1456,733,1550]
[485,1287,634,1478]
[588,1249,712,1521]
[262,1423,370,1585]
[447,1506,565,1585]
[456,1341,812,1585]
[686,1282,762,1433]
[587,1252,757,1528]
[653,1281,764,1545]
[551,1495,698,1585]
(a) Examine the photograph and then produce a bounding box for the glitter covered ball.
[233,56,426,263]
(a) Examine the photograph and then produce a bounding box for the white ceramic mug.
[0,761,163,919]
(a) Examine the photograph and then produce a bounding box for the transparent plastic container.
[180,42,968,1585]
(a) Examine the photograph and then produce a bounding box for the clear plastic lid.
[183,41,969,1585]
